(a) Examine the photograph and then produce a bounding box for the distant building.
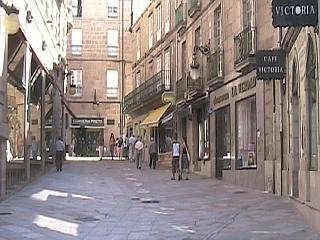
[66,0,132,157]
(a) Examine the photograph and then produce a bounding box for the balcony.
[207,48,224,90]
[175,3,187,35]
[234,27,256,73]
[176,78,187,103]
[124,70,172,113]
[188,0,201,17]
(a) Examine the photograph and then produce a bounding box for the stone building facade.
[66,0,132,157]
[0,0,72,198]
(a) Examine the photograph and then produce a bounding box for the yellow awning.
[140,103,171,127]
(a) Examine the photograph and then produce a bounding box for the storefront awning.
[140,103,171,127]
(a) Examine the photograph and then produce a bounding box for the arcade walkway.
[0,160,319,240]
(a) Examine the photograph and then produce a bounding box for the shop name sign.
[72,118,104,127]
[256,50,286,80]
[272,0,318,27]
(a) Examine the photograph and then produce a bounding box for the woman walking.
[109,133,115,160]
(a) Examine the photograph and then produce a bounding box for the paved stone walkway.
[0,160,319,240]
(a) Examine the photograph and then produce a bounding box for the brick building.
[66,0,132,157]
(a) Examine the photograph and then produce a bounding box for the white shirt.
[129,136,136,145]
[135,140,143,151]
[172,143,180,157]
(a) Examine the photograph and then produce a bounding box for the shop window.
[236,95,257,169]
[197,106,209,160]
[159,119,173,153]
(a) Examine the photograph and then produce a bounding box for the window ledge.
[237,166,257,170]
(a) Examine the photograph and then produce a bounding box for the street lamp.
[189,44,210,81]
[1,0,20,35]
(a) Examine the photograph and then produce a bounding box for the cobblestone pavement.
[0,160,319,240]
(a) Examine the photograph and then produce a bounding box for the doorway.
[74,128,103,156]
[215,106,231,179]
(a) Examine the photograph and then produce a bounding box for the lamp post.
[189,44,210,81]
[1,0,20,35]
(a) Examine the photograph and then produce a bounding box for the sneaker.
[171,177,175,180]
[185,177,189,180]
[178,175,182,181]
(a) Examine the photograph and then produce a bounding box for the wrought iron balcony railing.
[176,77,187,101]
[124,70,172,111]
[187,0,201,17]
[175,3,187,30]
[207,48,223,81]
[234,27,256,67]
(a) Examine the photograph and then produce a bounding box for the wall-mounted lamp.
[42,41,47,51]
[1,0,20,35]
[26,10,33,23]
[189,44,210,80]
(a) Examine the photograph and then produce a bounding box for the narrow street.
[0,161,318,240]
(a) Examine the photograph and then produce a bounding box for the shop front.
[139,104,172,166]
[211,73,265,189]
[71,118,104,157]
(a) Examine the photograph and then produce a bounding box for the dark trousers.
[56,151,64,171]
[149,153,157,169]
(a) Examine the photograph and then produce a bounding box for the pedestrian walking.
[55,137,65,172]
[149,137,157,169]
[98,134,104,160]
[128,134,136,162]
[135,137,143,169]
[180,138,190,180]
[117,137,123,160]
[171,139,180,180]
[31,136,38,161]
[109,133,115,160]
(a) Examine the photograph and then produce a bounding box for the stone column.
[23,42,32,182]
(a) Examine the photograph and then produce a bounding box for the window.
[136,70,141,88]
[243,0,253,28]
[213,6,222,50]
[307,36,318,171]
[164,0,170,34]
[107,0,118,18]
[136,29,141,60]
[236,96,257,169]
[106,70,118,98]
[71,70,83,96]
[164,50,171,90]
[107,29,119,56]
[72,0,82,17]
[159,119,173,153]
[156,5,162,41]
[71,29,82,55]
[148,14,153,49]
[197,106,209,160]
[156,56,161,73]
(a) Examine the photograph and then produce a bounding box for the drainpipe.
[40,70,46,173]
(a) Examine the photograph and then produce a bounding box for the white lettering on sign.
[258,66,285,74]
[275,5,315,16]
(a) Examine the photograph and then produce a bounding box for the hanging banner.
[272,0,318,27]
[256,50,286,80]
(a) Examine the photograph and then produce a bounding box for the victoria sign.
[272,0,318,27]
[256,50,286,80]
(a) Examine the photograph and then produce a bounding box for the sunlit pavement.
[0,161,319,240]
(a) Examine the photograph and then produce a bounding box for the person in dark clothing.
[180,138,190,180]
[149,137,157,169]
[55,137,65,172]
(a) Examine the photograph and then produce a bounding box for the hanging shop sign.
[71,118,104,127]
[256,50,286,80]
[272,0,318,27]
[162,91,176,104]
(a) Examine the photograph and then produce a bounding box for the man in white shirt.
[135,137,143,169]
[128,134,136,162]
[172,139,180,180]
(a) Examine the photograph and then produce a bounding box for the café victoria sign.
[272,0,318,27]
[256,50,286,80]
